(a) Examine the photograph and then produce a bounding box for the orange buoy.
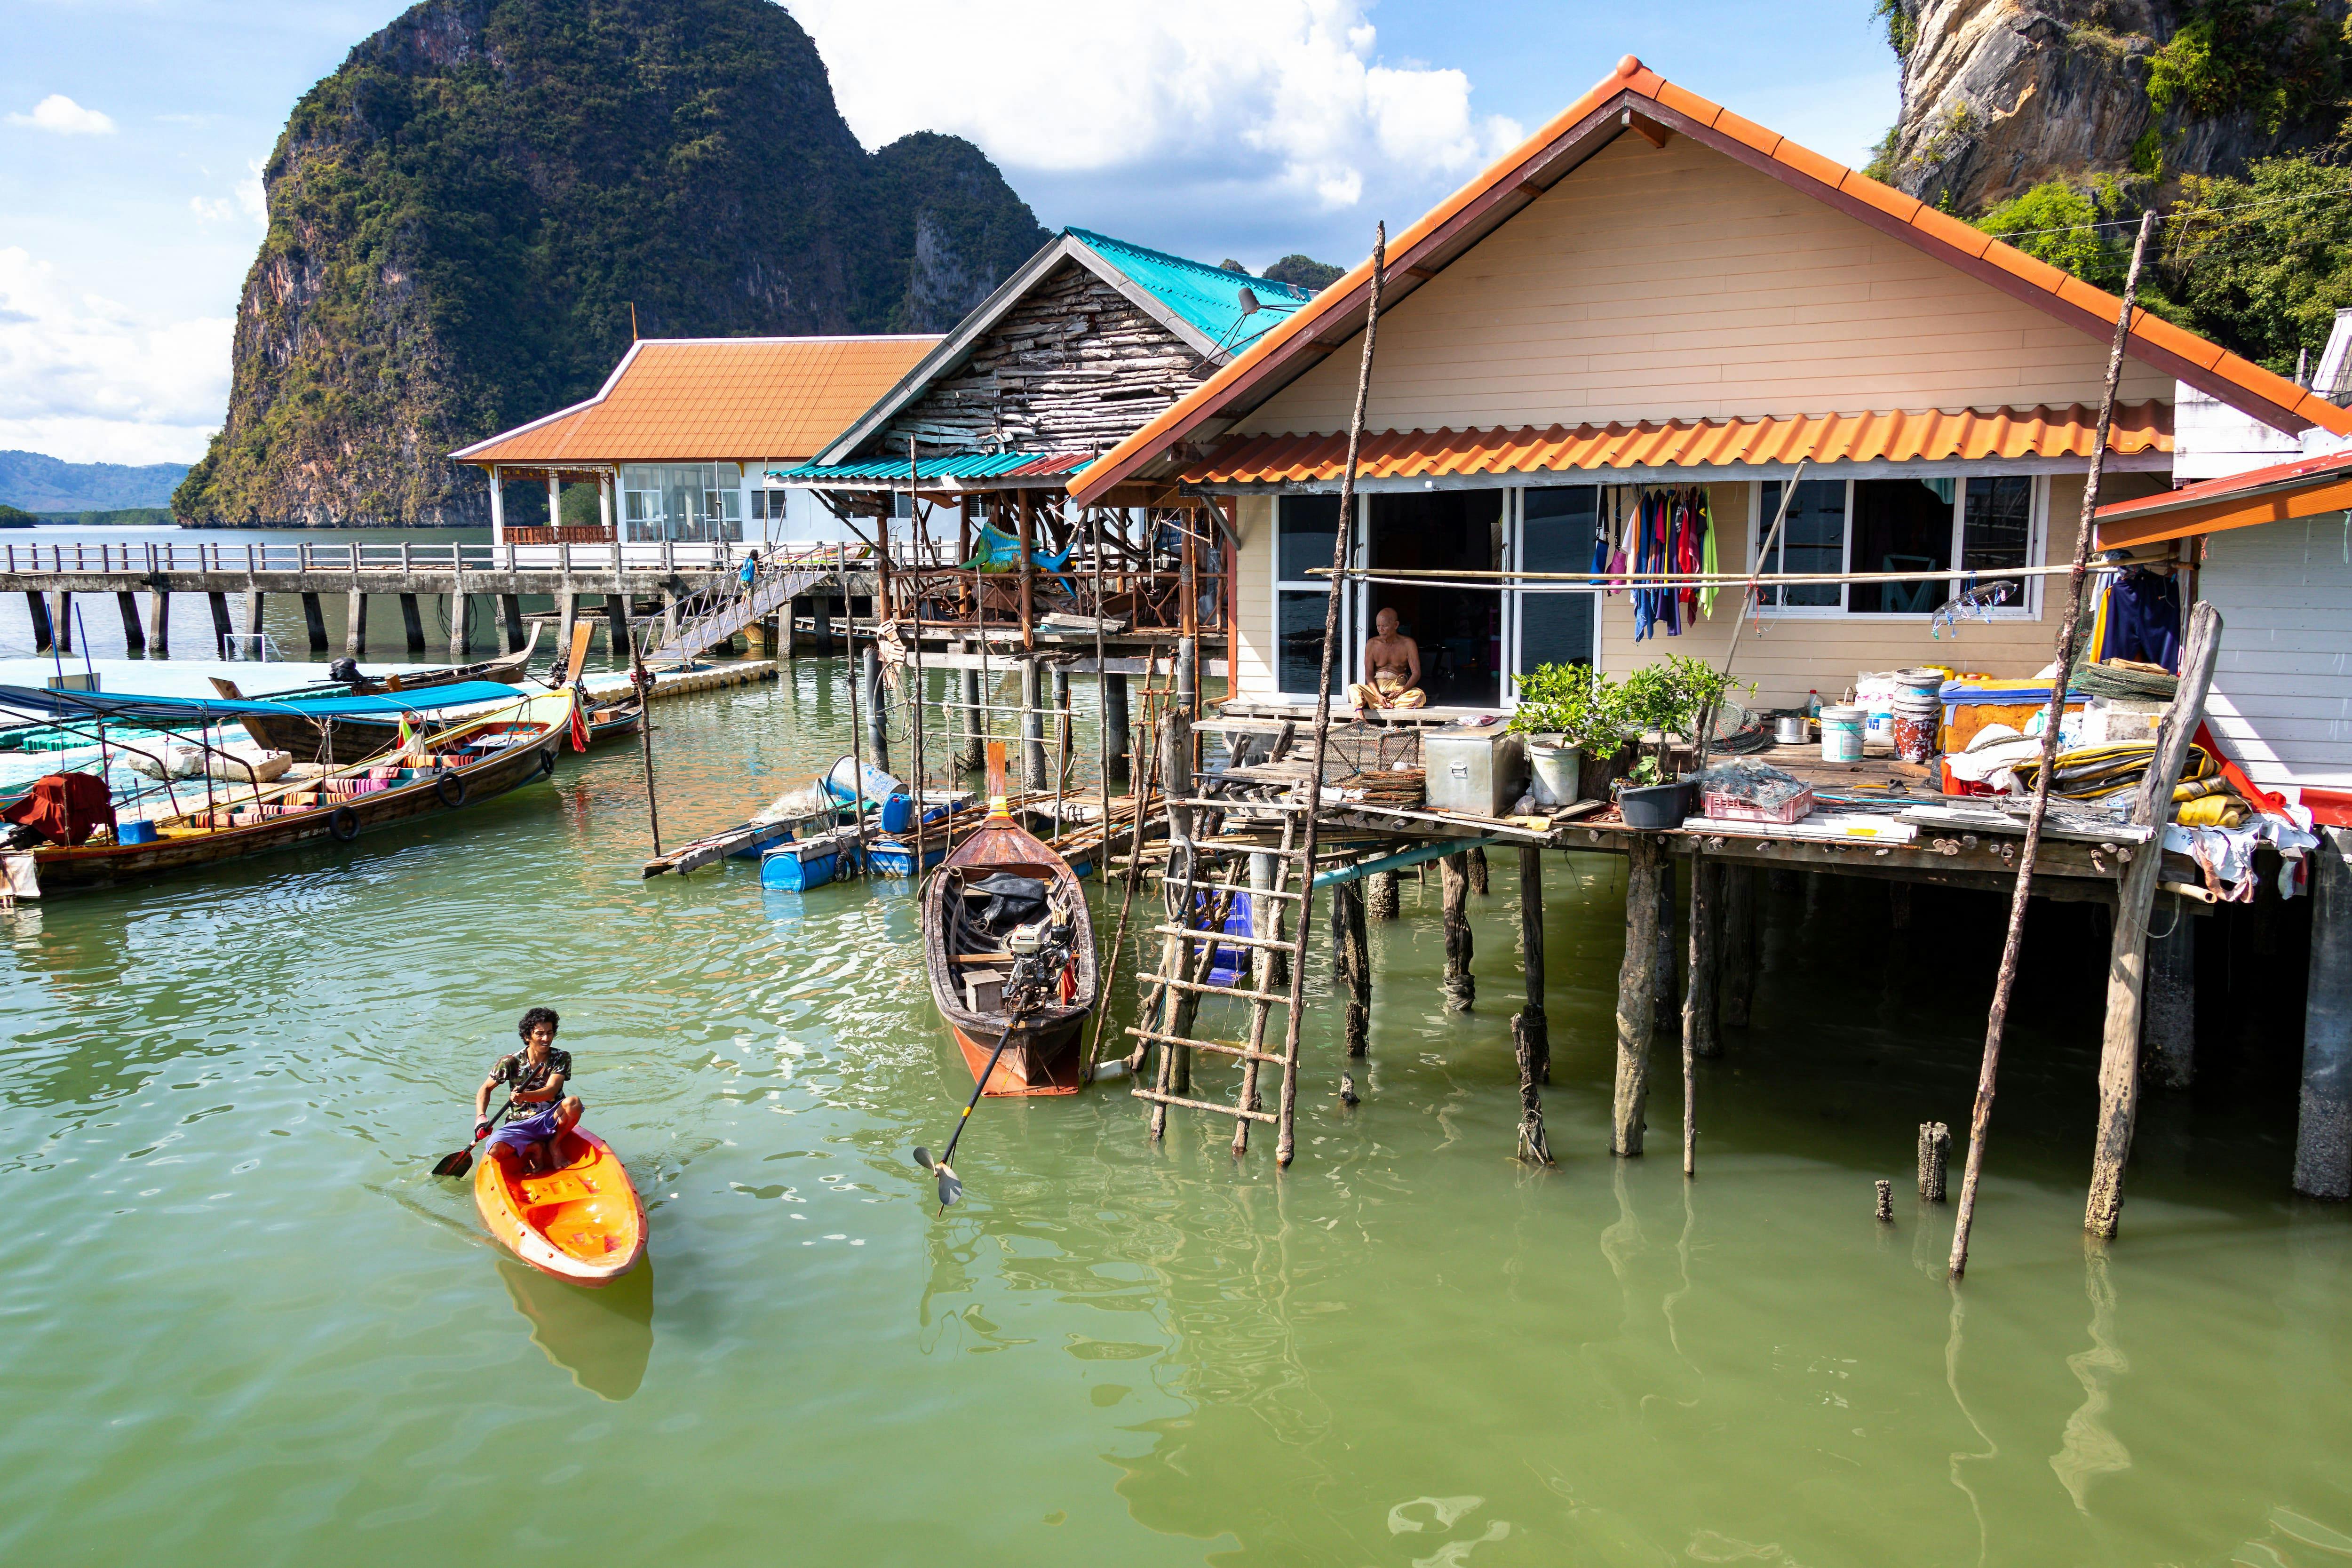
[473,1126,646,1286]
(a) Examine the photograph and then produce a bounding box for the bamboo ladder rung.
[1124,1027,1287,1066]
[1148,923,1296,951]
[1130,1087,1279,1123]
[1145,976,1297,1007]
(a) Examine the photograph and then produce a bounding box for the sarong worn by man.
[1347,607,1427,713]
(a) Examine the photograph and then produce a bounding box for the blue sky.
[2,0,1897,466]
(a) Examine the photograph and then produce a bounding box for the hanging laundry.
[2104,566,2183,672]
[1696,489,1720,616]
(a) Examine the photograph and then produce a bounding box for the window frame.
[1272,493,1356,699]
[1748,474,2045,621]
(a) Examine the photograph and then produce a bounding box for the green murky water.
[1,649,2348,1566]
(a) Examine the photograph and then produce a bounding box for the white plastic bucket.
[1820,704,1865,763]
[1526,739,1580,807]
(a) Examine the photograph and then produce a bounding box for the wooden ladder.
[1128,708,1327,1164]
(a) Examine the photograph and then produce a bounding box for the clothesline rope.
[1315,557,2175,588]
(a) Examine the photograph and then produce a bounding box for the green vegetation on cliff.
[177,0,1048,526]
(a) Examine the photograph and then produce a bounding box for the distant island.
[0,450,189,513]
[0,504,34,528]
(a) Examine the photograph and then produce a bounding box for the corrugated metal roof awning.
[2095,441,2352,548]
[1181,403,2173,487]
[767,451,1089,488]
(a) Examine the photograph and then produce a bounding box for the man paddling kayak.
[475,1007,581,1176]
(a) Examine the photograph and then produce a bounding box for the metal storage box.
[1423,727,1527,816]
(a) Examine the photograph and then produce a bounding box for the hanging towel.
[1696,490,1720,616]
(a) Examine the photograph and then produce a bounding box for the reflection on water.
[0,669,2345,1566]
[499,1257,656,1401]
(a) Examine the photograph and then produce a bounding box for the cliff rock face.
[1880,0,2348,215]
[177,0,1048,526]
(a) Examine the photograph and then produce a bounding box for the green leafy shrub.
[2146,0,2350,133]
[1507,661,1626,760]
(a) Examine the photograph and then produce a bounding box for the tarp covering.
[0,682,524,725]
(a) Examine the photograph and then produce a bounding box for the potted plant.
[1507,661,1623,806]
[1611,655,1750,828]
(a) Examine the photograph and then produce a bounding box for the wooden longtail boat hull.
[29,692,573,894]
[242,689,636,765]
[920,810,1100,1097]
[474,1126,646,1287]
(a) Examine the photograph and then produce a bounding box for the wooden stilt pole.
[1516,846,1549,1084]
[1613,835,1663,1155]
[1468,845,1489,895]
[1951,208,2156,1278]
[1919,1122,1950,1202]
[1682,856,1717,1178]
[1441,851,1474,1011]
[1367,869,1399,919]
[1334,879,1371,1058]
[2086,601,2221,1237]
[1722,865,1756,1028]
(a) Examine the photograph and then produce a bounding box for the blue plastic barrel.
[761,840,844,891]
[866,837,944,877]
[116,819,158,846]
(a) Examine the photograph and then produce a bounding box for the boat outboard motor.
[327,657,363,686]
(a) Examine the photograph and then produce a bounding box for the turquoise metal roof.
[1068,229,1315,354]
[768,451,1085,484]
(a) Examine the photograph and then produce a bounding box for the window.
[1275,495,1345,696]
[1518,486,1598,674]
[1755,475,2041,616]
[619,463,746,543]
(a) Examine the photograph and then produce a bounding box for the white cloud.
[8,95,117,136]
[0,248,230,464]
[188,161,268,227]
[786,0,1520,217]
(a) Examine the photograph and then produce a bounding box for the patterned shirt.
[489,1048,572,1117]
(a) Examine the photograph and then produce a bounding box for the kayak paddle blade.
[431,1148,474,1178]
[934,1164,962,1208]
[913,1146,935,1171]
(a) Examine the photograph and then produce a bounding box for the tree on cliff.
[175,0,1049,526]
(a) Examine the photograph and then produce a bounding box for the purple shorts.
[489,1103,565,1153]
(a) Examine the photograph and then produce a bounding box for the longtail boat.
[16,689,576,895]
[238,684,639,764]
[474,1124,646,1286]
[919,742,1099,1096]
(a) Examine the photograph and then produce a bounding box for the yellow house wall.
[1237,133,2173,436]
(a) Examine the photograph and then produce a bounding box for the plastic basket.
[1699,785,1815,824]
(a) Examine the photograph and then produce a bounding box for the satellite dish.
[1236,286,1260,317]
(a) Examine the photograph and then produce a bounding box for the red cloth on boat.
[2,772,116,846]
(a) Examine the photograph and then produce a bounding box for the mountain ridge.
[0,450,191,513]
[175,0,1049,527]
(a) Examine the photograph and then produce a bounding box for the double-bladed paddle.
[431,1098,513,1178]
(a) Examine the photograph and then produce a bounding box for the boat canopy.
[0,681,527,724]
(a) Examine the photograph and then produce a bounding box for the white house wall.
[2200,520,2352,794]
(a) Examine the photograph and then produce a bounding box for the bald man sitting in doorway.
[1346,607,1427,716]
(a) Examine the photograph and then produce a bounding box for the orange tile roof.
[1185,404,2171,486]
[452,337,940,467]
[1070,55,2352,505]
[2095,441,2352,547]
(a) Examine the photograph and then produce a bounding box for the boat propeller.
[912,1146,963,1208]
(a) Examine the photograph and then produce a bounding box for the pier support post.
[2296,828,2352,1199]
[24,591,53,653]
[149,591,173,655]
[1613,835,1664,1156]
[343,591,366,658]
[399,594,426,654]
[1103,670,1131,786]
[554,592,576,662]
[1440,851,1474,1011]
[958,668,982,771]
[863,644,890,772]
[604,591,630,661]
[1367,869,1399,920]
[1688,861,1723,1060]
[1249,850,1288,991]
[299,592,326,653]
[1516,846,1549,1083]
[813,597,834,656]
[1333,879,1371,1058]
[115,591,144,655]
[1019,660,1046,790]
[1468,845,1489,895]
[1919,1121,1950,1202]
[207,591,232,657]
[501,594,526,654]
[2144,915,2196,1090]
[1722,864,1756,1027]
[1653,856,1678,1015]
[244,591,265,640]
[2087,602,2220,1237]
[49,591,72,654]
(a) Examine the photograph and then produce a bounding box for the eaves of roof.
[1067,54,2352,507]
[2094,440,2352,547]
